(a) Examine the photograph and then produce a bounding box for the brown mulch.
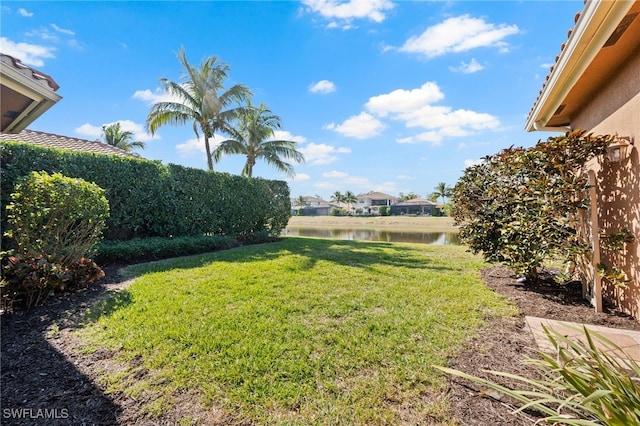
[1,265,638,425]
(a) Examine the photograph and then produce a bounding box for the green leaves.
[452,130,616,279]
[436,325,640,425]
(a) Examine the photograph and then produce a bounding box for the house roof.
[525,1,640,131]
[0,53,62,133]
[0,129,142,158]
[393,197,437,206]
[357,191,397,200]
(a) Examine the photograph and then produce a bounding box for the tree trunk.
[204,135,213,171]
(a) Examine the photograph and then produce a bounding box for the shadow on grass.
[120,237,460,280]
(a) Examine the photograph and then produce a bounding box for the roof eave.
[0,59,62,133]
[525,0,635,132]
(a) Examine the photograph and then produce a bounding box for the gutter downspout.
[533,121,571,133]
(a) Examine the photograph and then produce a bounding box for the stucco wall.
[573,48,640,320]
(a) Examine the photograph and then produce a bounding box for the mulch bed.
[2,265,638,425]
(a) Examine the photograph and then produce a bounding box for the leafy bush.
[452,130,614,279]
[2,171,109,308]
[95,235,237,265]
[330,207,347,216]
[0,141,291,241]
[2,254,104,309]
[378,206,390,216]
[6,171,109,264]
[437,325,640,425]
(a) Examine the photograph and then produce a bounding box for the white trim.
[525,0,635,132]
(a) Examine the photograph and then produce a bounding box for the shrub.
[378,206,390,216]
[451,130,614,279]
[330,207,347,216]
[95,235,237,265]
[0,142,290,240]
[6,171,109,265]
[436,325,640,425]
[2,171,109,308]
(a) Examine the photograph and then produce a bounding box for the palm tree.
[331,191,344,205]
[101,122,145,152]
[146,47,251,170]
[430,182,453,203]
[213,101,304,177]
[343,190,357,214]
[295,195,308,208]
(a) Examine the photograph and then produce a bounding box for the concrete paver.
[525,316,640,363]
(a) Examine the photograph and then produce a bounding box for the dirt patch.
[446,266,639,425]
[1,264,638,425]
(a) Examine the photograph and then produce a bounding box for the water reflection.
[282,227,461,245]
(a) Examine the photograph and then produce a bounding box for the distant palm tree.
[295,195,308,208]
[146,47,251,170]
[101,122,145,152]
[430,182,453,203]
[343,190,357,214]
[331,191,344,205]
[214,101,304,177]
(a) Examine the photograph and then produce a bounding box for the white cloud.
[540,62,555,69]
[51,24,75,36]
[323,170,348,179]
[397,174,415,180]
[303,0,394,24]
[176,134,226,157]
[132,88,181,105]
[75,120,158,143]
[287,173,311,182]
[0,37,55,66]
[272,130,307,143]
[464,158,485,168]
[365,81,444,117]
[450,58,484,74]
[309,79,336,94]
[400,15,520,58]
[18,8,33,17]
[25,28,59,42]
[399,105,499,132]
[325,112,385,139]
[299,142,351,165]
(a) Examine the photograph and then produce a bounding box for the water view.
[283,227,461,245]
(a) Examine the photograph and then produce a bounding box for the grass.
[80,237,515,424]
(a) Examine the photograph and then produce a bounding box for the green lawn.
[81,237,516,424]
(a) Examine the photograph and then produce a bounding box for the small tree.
[3,172,110,307]
[452,130,614,280]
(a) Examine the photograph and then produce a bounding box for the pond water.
[282,227,461,245]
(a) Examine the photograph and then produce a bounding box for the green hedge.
[1,141,290,241]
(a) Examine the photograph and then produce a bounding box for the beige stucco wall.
[573,47,640,320]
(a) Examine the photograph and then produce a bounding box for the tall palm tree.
[101,122,145,152]
[343,190,357,214]
[331,191,344,205]
[213,101,304,177]
[145,47,251,170]
[295,195,308,208]
[430,182,453,203]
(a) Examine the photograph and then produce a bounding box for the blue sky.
[1,1,581,200]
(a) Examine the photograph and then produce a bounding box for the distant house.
[390,198,440,216]
[0,129,141,158]
[355,192,398,214]
[291,195,335,216]
[0,53,62,134]
[525,1,639,320]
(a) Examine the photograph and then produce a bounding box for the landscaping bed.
[2,257,638,425]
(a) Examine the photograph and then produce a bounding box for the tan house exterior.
[526,1,640,320]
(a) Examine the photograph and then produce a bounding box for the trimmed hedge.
[1,141,291,241]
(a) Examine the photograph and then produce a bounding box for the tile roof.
[357,191,397,200]
[393,197,437,206]
[0,129,142,158]
[0,53,60,91]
